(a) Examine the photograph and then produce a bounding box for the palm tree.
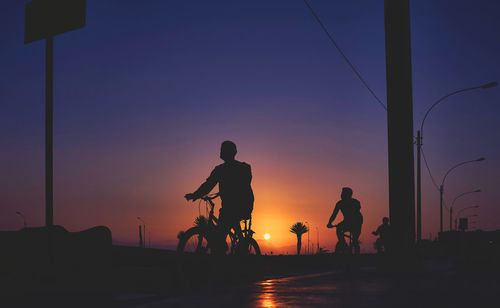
[290,222,309,255]
[194,215,208,227]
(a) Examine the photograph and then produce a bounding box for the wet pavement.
[136,265,500,307]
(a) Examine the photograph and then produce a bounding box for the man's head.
[382,217,389,224]
[220,140,237,161]
[341,187,353,200]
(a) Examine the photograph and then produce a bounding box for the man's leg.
[375,238,382,253]
[351,224,362,255]
[215,213,231,255]
[232,220,249,255]
[336,222,346,244]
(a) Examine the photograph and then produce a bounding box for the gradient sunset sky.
[1,0,500,253]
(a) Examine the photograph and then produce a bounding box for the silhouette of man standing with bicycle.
[326,187,363,254]
[185,141,254,253]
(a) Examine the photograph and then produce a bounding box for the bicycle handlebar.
[201,193,220,201]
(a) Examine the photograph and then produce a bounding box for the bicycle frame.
[331,224,357,254]
[200,194,254,244]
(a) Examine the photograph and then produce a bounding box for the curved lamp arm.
[457,205,480,217]
[420,82,497,136]
[441,158,485,187]
[451,189,481,210]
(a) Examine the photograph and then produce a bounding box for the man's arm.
[354,199,361,212]
[326,203,340,228]
[185,167,219,201]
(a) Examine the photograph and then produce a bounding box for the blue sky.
[1,0,499,251]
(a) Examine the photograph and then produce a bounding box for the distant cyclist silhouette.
[372,217,391,254]
[327,187,363,254]
[185,141,254,252]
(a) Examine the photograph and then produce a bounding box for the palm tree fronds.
[290,222,309,235]
[194,215,208,227]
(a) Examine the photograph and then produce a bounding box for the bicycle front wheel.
[177,227,210,255]
[248,238,261,256]
[231,237,261,256]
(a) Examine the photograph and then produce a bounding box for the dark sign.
[459,218,468,231]
[25,0,86,44]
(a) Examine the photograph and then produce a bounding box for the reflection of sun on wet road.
[253,272,341,307]
[134,265,500,307]
[138,270,387,307]
[256,280,275,307]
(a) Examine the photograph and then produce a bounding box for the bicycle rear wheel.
[177,227,210,255]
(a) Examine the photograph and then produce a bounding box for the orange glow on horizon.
[66,143,393,255]
[3,139,391,255]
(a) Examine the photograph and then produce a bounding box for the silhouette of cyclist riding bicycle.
[179,141,366,257]
[327,187,363,255]
[179,141,260,256]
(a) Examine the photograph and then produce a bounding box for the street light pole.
[305,221,310,255]
[439,158,484,233]
[415,82,496,241]
[137,217,145,248]
[450,189,481,231]
[316,226,319,255]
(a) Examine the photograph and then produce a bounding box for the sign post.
[45,36,53,226]
[25,0,86,227]
[459,218,468,232]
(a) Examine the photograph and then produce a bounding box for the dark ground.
[1,245,500,307]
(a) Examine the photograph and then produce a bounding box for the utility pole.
[384,0,416,256]
[416,130,421,241]
[139,225,143,248]
[440,185,444,233]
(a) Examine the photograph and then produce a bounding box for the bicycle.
[177,193,261,256]
[328,223,360,255]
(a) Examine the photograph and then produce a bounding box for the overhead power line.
[302,0,387,111]
[421,147,440,191]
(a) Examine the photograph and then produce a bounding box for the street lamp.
[316,226,319,255]
[439,158,484,233]
[449,189,481,231]
[455,205,480,230]
[137,217,146,248]
[305,221,310,255]
[16,211,27,228]
[415,82,496,241]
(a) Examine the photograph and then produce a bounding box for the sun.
[264,234,270,240]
